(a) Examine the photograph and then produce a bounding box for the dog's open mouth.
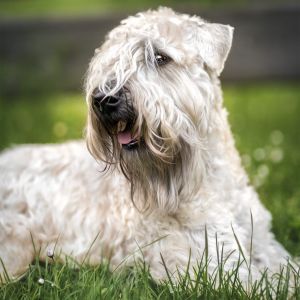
[116,120,139,150]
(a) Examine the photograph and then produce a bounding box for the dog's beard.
[119,135,192,213]
[87,107,194,213]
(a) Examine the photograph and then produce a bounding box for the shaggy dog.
[0,8,291,284]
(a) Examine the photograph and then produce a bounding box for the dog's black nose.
[92,89,121,115]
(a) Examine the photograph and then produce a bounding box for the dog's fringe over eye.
[155,53,171,66]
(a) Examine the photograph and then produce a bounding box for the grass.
[225,83,300,255]
[1,246,299,299]
[0,82,300,298]
[0,0,249,18]
[0,93,86,148]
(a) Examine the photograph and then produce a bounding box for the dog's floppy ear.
[196,22,234,76]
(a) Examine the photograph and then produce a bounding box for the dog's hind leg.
[0,149,37,283]
[0,211,35,283]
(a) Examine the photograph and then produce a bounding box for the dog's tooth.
[117,121,122,132]
[117,121,127,132]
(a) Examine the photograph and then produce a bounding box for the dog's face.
[85,8,233,213]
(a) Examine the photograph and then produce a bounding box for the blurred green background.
[0,0,299,258]
[0,0,286,17]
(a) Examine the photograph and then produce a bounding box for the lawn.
[0,0,249,17]
[0,82,300,298]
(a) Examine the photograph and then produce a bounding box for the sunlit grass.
[0,93,86,148]
[224,82,300,255]
[1,232,300,299]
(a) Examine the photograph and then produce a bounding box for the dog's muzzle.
[91,87,139,150]
[92,90,121,115]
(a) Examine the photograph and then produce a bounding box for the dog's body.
[0,8,291,284]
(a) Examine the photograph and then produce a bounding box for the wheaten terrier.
[0,7,291,284]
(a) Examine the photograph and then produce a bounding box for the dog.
[0,7,292,285]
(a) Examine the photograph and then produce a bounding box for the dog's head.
[85,7,233,213]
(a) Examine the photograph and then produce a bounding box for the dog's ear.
[196,22,234,76]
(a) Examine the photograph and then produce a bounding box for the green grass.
[0,0,249,18]
[224,83,300,255]
[1,248,299,299]
[0,93,86,148]
[0,82,300,298]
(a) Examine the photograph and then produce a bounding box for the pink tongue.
[117,131,134,145]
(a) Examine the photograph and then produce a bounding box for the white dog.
[0,8,291,284]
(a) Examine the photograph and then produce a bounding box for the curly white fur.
[0,8,291,285]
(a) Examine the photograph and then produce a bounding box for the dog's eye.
[155,53,171,66]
